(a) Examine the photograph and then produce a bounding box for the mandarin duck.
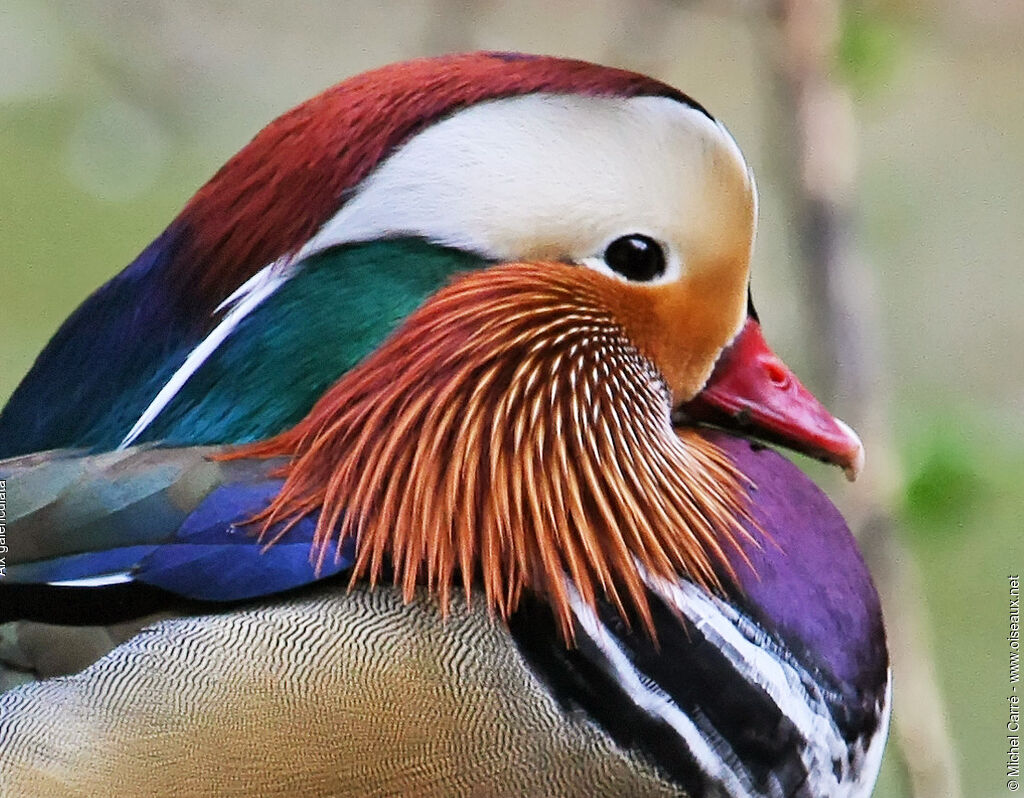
[0,53,889,797]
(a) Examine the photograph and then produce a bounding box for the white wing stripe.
[565,581,755,798]
[641,570,847,762]
[119,260,291,449]
[47,573,133,588]
[637,567,891,797]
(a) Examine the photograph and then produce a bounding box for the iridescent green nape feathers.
[134,240,482,448]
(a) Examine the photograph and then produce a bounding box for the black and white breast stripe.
[508,577,891,798]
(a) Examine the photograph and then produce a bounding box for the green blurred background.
[0,1,1021,795]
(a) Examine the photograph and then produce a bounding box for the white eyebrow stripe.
[297,94,746,264]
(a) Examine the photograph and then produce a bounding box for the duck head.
[192,53,866,636]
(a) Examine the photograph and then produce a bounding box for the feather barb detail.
[222,263,754,639]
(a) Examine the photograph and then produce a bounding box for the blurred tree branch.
[761,0,961,795]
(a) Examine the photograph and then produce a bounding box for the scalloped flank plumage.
[225,263,757,639]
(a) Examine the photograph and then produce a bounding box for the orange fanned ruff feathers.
[224,263,755,638]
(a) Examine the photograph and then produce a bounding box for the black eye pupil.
[603,234,666,281]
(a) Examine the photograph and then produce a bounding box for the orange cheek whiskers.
[222,262,754,641]
[593,264,748,404]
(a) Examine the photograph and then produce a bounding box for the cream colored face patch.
[297,93,757,292]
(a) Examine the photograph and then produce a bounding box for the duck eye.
[603,234,666,282]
